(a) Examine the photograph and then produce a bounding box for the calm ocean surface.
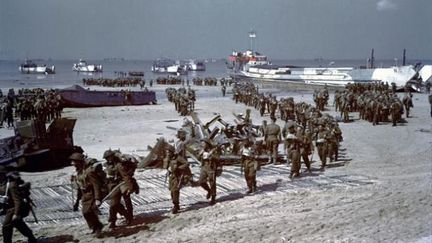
[0,59,429,91]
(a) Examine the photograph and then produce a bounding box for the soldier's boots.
[209,196,216,205]
[171,204,180,214]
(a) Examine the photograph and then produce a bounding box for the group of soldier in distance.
[0,78,420,241]
[0,88,63,129]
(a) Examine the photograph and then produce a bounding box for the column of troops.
[334,83,413,126]
[165,87,196,116]
[1,88,63,128]
[83,78,145,88]
[156,77,183,85]
[191,77,218,86]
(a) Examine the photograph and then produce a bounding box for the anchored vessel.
[185,59,206,71]
[58,85,157,107]
[19,60,55,74]
[151,59,188,75]
[73,59,103,72]
[228,32,417,88]
[228,50,417,88]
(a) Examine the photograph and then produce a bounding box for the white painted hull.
[73,65,103,72]
[233,65,417,87]
[19,65,55,74]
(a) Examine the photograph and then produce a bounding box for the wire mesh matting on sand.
[2,163,375,226]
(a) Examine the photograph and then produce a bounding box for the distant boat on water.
[19,60,55,74]
[73,59,103,72]
[151,59,188,75]
[58,85,156,107]
[185,59,206,71]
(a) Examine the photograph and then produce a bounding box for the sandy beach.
[1,84,431,243]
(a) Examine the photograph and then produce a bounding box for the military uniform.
[286,133,301,178]
[241,144,258,193]
[316,126,329,169]
[164,145,193,214]
[105,156,129,228]
[265,119,281,164]
[104,150,138,226]
[0,168,37,243]
[198,141,219,205]
[70,153,104,236]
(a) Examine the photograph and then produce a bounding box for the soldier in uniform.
[0,167,37,243]
[197,139,219,205]
[240,140,258,193]
[316,125,328,170]
[221,85,226,97]
[70,152,104,237]
[163,144,193,214]
[103,150,131,228]
[103,150,138,226]
[265,117,281,164]
[286,133,301,178]
[402,93,413,118]
[299,128,313,172]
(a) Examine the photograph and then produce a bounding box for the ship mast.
[248,30,256,52]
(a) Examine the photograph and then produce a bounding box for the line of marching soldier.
[69,148,139,238]
[165,87,196,116]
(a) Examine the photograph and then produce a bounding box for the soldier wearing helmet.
[103,149,135,228]
[69,151,104,237]
[0,166,37,243]
[197,139,220,205]
[240,139,258,193]
[163,143,193,214]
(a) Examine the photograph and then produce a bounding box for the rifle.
[28,200,38,223]
[99,181,126,206]
[70,175,75,210]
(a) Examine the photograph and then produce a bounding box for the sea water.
[0,59,429,91]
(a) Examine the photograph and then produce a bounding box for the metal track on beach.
[4,163,375,226]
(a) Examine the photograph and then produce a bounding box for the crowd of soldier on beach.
[334,82,413,126]
[82,78,145,88]
[0,88,63,129]
[165,87,196,116]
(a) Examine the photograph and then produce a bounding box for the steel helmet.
[69,152,84,161]
[103,149,115,159]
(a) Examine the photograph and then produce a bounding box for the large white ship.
[228,31,417,88]
[228,50,417,88]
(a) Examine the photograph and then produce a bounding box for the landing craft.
[0,118,82,172]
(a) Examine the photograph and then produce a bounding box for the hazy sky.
[1,0,431,60]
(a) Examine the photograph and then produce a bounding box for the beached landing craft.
[0,118,81,171]
[72,59,103,72]
[19,60,55,74]
[58,85,157,108]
